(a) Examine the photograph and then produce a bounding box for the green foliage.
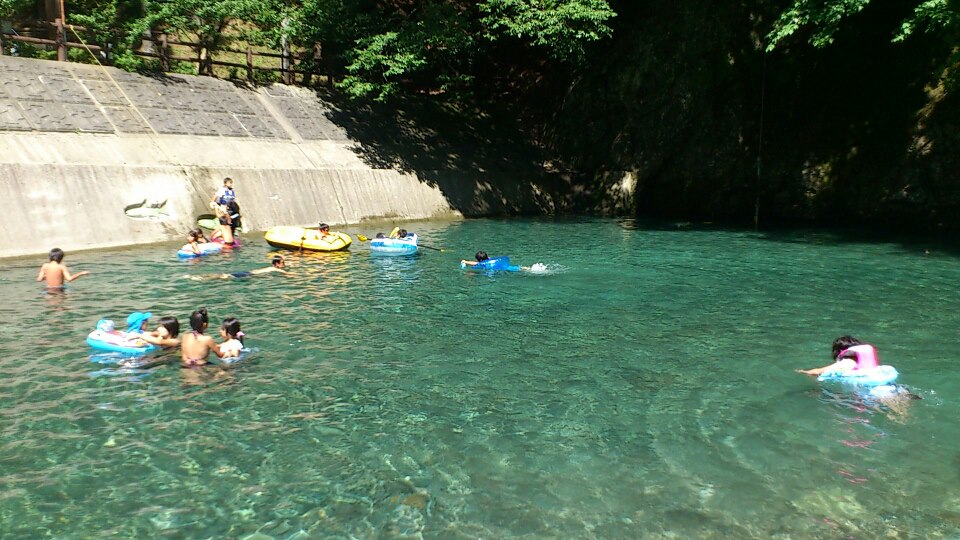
[336,3,477,101]
[894,0,960,42]
[5,0,617,101]
[478,0,616,60]
[766,0,960,51]
[0,0,33,19]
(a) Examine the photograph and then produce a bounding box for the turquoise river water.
[0,218,958,539]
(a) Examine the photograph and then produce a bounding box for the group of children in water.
[36,178,919,388]
[125,308,245,367]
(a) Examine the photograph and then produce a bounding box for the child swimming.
[181,231,202,255]
[796,335,879,376]
[180,308,225,367]
[218,318,244,359]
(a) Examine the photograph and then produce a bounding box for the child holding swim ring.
[796,335,878,376]
[138,316,181,349]
[218,318,244,359]
[182,231,202,255]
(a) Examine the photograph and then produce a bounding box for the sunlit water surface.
[1,218,959,539]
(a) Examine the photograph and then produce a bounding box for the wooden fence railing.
[0,19,101,61]
[0,22,322,85]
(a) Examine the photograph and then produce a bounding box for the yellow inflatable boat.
[264,226,352,252]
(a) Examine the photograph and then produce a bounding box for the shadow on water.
[616,217,960,257]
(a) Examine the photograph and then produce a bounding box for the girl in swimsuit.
[180,308,225,367]
[218,318,244,359]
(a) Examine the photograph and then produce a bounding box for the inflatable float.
[264,226,352,252]
[818,365,899,387]
[177,242,223,259]
[215,347,259,367]
[370,233,419,256]
[196,214,218,230]
[212,237,241,248]
[461,256,520,272]
[86,330,158,356]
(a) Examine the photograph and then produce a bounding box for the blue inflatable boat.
[370,233,419,256]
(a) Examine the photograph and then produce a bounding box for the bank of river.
[0,218,958,538]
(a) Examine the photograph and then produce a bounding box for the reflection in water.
[0,218,958,538]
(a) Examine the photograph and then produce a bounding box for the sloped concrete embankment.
[0,56,575,258]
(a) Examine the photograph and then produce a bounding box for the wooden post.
[313,42,323,86]
[244,46,252,81]
[280,17,292,84]
[0,31,5,56]
[55,17,66,61]
[158,33,169,72]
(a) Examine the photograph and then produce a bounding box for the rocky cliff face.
[536,1,960,233]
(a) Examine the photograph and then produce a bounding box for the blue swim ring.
[461,256,520,272]
[817,365,899,387]
[370,233,419,256]
[215,347,259,367]
[178,242,223,259]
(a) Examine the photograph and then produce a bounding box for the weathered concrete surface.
[0,56,576,258]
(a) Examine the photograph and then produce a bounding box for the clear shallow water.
[1,218,959,539]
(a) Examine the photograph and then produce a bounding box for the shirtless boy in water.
[37,248,90,289]
[180,308,225,367]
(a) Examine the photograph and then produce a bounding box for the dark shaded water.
[0,218,958,538]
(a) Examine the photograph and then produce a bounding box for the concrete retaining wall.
[0,56,577,258]
[0,160,459,258]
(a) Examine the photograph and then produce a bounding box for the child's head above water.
[126,311,152,333]
[397,229,407,238]
[158,316,180,338]
[831,335,863,358]
[49,248,64,262]
[318,223,330,233]
[475,251,489,262]
[221,317,243,344]
[272,255,284,268]
[190,308,208,332]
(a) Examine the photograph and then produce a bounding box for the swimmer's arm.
[36,265,46,281]
[206,335,226,358]
[796,359,854,376]
[139,333,179,347]
[461,260,478,266]
[62,267,90,282]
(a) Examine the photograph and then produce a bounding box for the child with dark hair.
[37,248,90,289]
[218,318,244,358]
[180,308,224,367]
[460,251,490,267]
[181,231,202,255]
[139,316,181,349]
[796,335,878,376]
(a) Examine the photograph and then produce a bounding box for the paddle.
[356,234,445,252]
